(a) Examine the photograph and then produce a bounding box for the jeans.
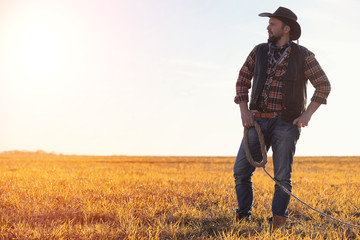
[233,116,300,218]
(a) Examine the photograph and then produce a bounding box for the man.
[233,7,331,229]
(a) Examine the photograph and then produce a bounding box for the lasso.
[244,121,360,230]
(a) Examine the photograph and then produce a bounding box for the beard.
[268,31,283,45]
[268,36,281,45]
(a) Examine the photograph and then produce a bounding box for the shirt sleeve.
[234,46,257,104]
[304,50,331,104]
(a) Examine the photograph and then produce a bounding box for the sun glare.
[12,26,62,75]
[2,3,74,81]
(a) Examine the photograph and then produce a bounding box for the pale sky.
[0,0,358,156]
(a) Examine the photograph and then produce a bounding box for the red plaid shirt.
[234,44,331,112]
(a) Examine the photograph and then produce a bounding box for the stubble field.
[0,151,359,239]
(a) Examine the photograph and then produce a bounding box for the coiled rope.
[244,121,360,230]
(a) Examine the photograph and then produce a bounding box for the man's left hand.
[292,112,312,128]
[292,102,321,128]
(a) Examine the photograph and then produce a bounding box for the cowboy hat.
[259,7,301,40]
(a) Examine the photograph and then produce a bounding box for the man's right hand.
[239,103,254,128]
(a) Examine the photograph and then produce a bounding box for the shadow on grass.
[164,215,264,239]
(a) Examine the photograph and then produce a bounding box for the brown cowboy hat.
[259,6,301,40]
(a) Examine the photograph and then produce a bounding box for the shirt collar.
[268,41,291,52]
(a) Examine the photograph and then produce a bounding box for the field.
[0,152,359,239]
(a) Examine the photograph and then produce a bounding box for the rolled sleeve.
[304,50,331,104]
[234,46,257,104]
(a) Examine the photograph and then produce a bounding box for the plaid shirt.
[234,44,331,112]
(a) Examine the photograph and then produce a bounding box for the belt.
[252,111,281,118]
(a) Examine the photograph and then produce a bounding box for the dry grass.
[0,152,359,239]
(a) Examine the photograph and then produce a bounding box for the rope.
[244,122,267,168]
[244,121,360,230]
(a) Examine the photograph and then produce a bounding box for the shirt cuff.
[234,95,249,104]
[310,96,327,105]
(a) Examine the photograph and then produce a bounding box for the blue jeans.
[233,116,300,218]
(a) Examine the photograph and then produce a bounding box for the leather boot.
[269,215,289,231]
[236,213,251,223]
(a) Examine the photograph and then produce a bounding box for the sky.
[0,0,358,156]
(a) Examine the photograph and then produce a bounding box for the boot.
[269,215,290,231]
[236,212,251,223]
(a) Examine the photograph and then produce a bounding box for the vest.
[249,42,308,123]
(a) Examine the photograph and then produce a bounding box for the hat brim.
[258,12,273,17]
[258,13,301,40]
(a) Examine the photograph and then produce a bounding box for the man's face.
[267,17,286,44]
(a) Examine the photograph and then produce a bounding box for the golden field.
[0,152,359,239]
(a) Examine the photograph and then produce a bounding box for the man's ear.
[284,25,291,34]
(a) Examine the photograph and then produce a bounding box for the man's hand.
[292,101,321,128]
[239,103,254,128]
[292,112,311,128]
